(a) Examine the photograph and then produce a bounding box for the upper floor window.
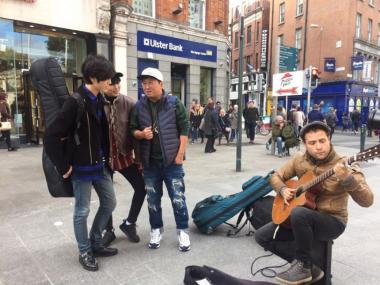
[279,3,285,24]
[278,34,284,46]
[256,22,260,43]
[368,18,373,41]
[295,28,302,49]
[133,0,155,17]
[247,25,252,45]
[356,13,362,38]
[377,23,380,45]
[189,0,205,29]
[235,31,239,48]
[296,0,303,16]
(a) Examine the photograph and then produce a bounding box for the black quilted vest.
[136,94,179,168]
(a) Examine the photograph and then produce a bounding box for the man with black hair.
[101,72,146,247]
[255,121,373,284]
[45,54,118,271]
[129,67,191,252]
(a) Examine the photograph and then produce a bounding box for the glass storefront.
[0,18,87,144]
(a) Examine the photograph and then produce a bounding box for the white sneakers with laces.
[149,228,191,251]
[149,228,162,249]
[178,230,191,252]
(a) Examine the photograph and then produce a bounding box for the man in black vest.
[129,68,191,252]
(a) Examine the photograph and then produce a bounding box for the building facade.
[229,0,270,114]
[121,0,230,107]
[0,0,230,145]
[269,0,380,123]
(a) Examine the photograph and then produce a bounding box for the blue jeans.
[276,136,283,155]
[143,160,189,230]
[72,166,116,254]
[191,126,198,142]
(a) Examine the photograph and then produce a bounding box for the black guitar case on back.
[30,57,74,197]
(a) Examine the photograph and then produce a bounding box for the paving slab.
[0,132,379,284]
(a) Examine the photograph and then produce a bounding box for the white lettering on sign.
[326,63,334,68]
[143,38,183,52]
[260,29,268,69]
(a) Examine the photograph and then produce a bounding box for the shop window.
[200,68,213,105]
[189,0,205,29]
[348,98,355,112]
[356,98,362,111]
[133,0,155,17]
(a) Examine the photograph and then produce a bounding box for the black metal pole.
[360,124,366,152]
[236,16,244,172]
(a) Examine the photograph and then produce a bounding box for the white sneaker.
[178,230,191,252]
[149,228,162,249]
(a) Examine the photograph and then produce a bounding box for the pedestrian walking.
[243,100,259,144]
[324,107,339,139]
[203,102,221,153]
[0,90,17,151]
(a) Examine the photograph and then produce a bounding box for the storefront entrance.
[171,63,187,105]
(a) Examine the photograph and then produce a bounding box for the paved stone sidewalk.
[0,132,379,284]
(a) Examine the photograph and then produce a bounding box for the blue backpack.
[192,171,274,234]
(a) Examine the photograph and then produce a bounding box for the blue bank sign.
[137,31,217,62]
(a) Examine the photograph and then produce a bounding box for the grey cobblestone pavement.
[0,131,379,284]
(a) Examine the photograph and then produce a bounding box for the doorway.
[171,63,187,105]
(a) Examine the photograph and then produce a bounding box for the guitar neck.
[301,155,355,193]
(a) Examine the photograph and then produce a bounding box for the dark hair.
[81,54,114,84]
[300,121,331,142]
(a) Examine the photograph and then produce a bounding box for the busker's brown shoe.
[275,259,312,285]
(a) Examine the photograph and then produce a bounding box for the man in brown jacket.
[255,121,374,285]
[102,72,146,246]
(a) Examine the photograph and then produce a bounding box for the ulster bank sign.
[137,31,217,62]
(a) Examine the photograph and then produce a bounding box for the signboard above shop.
[273,71,306,96]
[137,31,217,62]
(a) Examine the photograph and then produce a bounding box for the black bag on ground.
[247,196,274,230]
[30,57,83,198]
[184,265,277,285]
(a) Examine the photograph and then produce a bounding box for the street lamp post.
[236,15,244,172]
[306,24,323,113]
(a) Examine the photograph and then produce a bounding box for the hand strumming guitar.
[280,187,297,206]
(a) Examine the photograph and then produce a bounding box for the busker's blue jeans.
[72,166,116,254]
[143,160,189,230]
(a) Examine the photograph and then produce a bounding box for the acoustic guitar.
[272,144,380,225]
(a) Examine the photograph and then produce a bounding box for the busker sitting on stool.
[255,121,374,285]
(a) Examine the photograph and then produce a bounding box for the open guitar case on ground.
[184,265,276,285]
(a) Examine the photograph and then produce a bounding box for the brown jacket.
[103,94,141,165]
[270,147,374,224]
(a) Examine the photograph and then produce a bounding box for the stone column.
[110,0,133,94]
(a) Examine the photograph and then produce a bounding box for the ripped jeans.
[143,160,189,230]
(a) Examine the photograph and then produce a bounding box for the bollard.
[360,124,366,152]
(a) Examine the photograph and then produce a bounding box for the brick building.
[0,0,230,145]
[269,0,380,122]
[229,0,270,114]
